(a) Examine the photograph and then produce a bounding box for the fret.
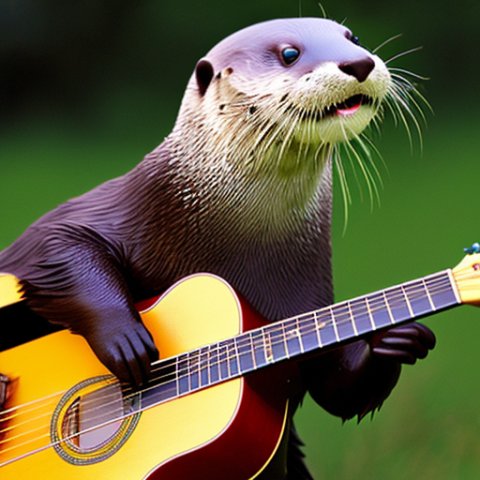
[206,348,212,385]
[296,317,305,353]
[365,296,376,330]
[350,298,374,335]
[227,339,240,377]
[330,307,341,342]
[349,301,358,336]
[318,310,337,347]
[236,334,255,373]
[382,290,395,325]
[250,329,268,368]
[422,278,436,311]
[284,318,303,357]
[177,353,189,395]
[199,346,210,387]
[385,286,412,323]
[404,280,432,316]
[313,311,323,348]
[368,292,392,328]
[263,330,274,364]
[175,356,181,397]
[269,326,288,361]
[400,284,415,317]
[427,271,460,309]
[332,303,356,340]
[249,331,258,369]
[189,350,200,391]
[299,313,321,351]
[447,269,462,304]
[209,343,220,384]
[284,318,304,357]
[281,323,290,359]
[218,341,230,380]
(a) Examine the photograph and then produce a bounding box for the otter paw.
[370,323,436,365]
[86,321,159,387]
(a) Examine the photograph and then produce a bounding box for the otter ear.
[195,59,215,96]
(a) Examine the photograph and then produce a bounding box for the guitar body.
[0,274,289,479]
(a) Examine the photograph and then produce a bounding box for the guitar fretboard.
[140,270,460,408]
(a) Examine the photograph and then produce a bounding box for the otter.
[0,18,435,479]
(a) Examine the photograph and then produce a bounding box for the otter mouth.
[304,94,374,122]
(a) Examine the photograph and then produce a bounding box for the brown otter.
[0,18,435,478]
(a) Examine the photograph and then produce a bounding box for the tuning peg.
[464,242,480,255]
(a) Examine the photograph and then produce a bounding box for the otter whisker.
[390,73,432,119]
[249,107,291,169]
[360,132,387,175]
[383,95,401,127]
[275,106,305,167]
[388,80,425,151]
[355,133,384,193]
[296,106,312,167]
[316,1,328,19]
[339,134,366,206]
[385,83,420,150]
[332,144,352,229]
[249,110,295,172]
[398,87,428,127]
[388,67,430,82]
[313,141,330,166]
[341,126,380,210]
[384,46,423,65]
[372,33,403,54]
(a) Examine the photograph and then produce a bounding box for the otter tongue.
[336,95,362,117]
[336,101,362,117]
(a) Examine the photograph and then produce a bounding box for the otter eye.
[346,32,361,46]
[351,35,361,46]
[281,46,301,66]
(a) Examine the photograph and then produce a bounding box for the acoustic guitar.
[0,246,479,479]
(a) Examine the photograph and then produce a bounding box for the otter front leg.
[302,322,435,421]
[18,236,159,387]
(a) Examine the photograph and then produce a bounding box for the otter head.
[175,18,391,165]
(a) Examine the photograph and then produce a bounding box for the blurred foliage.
[1,0,479,124]
[1,1,479,478]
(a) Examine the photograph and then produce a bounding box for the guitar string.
[0,274,456,435]
[4,264,474,451]
[0,280,463,463]
[60,270,458,405]
[0,273,452,422]
[0,277,459,459]
[0,272,457,438]
[0,273,456,472]
[59,275,460,426]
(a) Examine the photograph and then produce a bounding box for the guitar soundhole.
[51,375,141,465]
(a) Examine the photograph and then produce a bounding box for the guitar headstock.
[452,243,480,306]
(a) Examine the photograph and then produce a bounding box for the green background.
[1,1,479,478]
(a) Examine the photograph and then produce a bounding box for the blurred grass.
[1,100,479,478]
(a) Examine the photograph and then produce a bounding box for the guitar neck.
[257,269,460,361]
[141,269,461,408]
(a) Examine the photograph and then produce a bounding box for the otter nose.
[338,57,375,83]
